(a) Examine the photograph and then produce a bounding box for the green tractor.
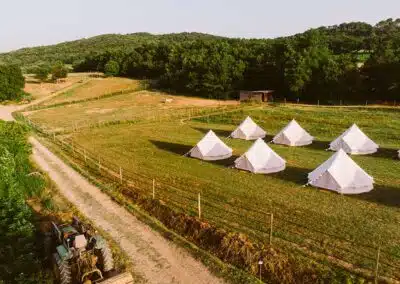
[50,217,131,284]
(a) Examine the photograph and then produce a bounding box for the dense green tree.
[0,64,25,101]
[34,65,51,82]
[4,18,400,103]
[104,60,120,77]
[51,62,68,81]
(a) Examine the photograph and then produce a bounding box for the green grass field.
[60,104,400,278]
[24,78,400,280]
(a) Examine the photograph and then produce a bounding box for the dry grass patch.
[40,77,140,106]
[24,74,88,99]
[25,90,238,132]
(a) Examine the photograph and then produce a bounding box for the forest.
[1,18,400,103]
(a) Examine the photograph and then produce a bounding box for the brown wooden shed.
[239,90,274,103]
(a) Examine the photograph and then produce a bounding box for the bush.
[0,64,25,101]
[51,62,68,81]
[0,121,51,282]
[34,65,51,82]
[104,60,120,77]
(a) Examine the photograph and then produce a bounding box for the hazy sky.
[1,0,399,52]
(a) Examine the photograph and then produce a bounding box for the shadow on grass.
[270,166,310,185]
[150,140,192,156]
[203,155,239,167]
[304,140,330,151]
[150,139,239,167]
[352,185,400,207]
[26,79,41,84]
[192,127,276,143]
[369,147,399,160]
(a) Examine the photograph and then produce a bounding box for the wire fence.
[22,115,400,282]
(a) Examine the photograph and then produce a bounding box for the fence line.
[22,115,400,281]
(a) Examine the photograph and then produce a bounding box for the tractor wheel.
[97,244,114,272]
[53,253,72,284]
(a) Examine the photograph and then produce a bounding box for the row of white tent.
[187,117,380,195]
[230,116,380,154]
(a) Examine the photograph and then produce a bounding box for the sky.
[1,0,399,52]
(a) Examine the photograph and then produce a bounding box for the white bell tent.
[308,149,374,194]
[188,130,233,161]
[329,124,379,155]
[272,119,313,146]
[234,138,286,174]
[230,116,266,140]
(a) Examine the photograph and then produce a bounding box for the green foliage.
[0,122,50,283]
[51,62,68,81]
[2,19,400,101]
[104,60,120,77]
[0,64,25,101]
[34,65,51,82]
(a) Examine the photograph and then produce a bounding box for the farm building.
[239,90,274,103]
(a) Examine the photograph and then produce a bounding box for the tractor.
[50,217,132,284]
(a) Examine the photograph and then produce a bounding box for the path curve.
[30,136,223,284]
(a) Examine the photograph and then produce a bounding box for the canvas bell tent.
[230,116,266,140]
[308,149,374,194]
[234,138,286,174]
[272,119,314,146]
[329,124,379,155]
[188,130,233,161]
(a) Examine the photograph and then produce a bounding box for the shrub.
[104,60,120,77]
[51,62,68,81]
[34,65,51,82]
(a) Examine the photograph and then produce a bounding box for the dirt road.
[0,86,224,283]
[29,136,223,284]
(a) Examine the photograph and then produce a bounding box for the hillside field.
[23,77,400,280]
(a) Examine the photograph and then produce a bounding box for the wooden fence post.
[84,149,87,162]
[198,193,201,219]
[284,97,286,104]
[119,167,123,184]
[152,179,155,199]
[374,245,381,284]
[269,213,274,246]
[317,100,320,106]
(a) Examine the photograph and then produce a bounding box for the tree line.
[73,19,400,103]
[1,19,400,103]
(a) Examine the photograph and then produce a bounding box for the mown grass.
[67,104,400,280]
